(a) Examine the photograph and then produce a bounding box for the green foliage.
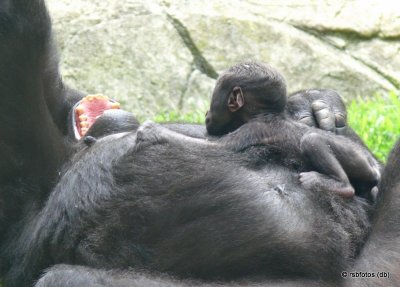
[153,91,400,162]
[348,91,400,162]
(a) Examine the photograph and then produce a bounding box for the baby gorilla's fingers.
[334,112,347,135]
[311,100,336,133]
[297,112,316,127]
[334,112,346,128]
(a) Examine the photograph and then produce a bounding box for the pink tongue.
[74,95,120,138]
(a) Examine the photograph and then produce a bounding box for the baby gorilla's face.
[205,83,234,135]
[205,109,231,135]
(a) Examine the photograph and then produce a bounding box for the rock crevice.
[166,14,218,80]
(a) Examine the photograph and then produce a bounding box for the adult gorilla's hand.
[286,89,347,135]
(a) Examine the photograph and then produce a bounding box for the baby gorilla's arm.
[299,131,380,197]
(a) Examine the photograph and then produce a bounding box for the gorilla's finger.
[335,126,347,136]
[334,112,346,128]
[311,100,335,132]
[298,114,317,127]
[333,112,347,135]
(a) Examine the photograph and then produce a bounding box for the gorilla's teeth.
[80,121,89,128]
[76,105,85,115]
[97,94,108,100]
[85,94,108,101]
[111,102,120,109]
[73,95,122,138]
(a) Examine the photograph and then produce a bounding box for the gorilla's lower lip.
[72,94,120,139]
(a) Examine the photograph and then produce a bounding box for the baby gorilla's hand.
[286,89,347,135]
[311,100,346,134]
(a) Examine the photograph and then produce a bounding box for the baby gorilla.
[205,62,379,197]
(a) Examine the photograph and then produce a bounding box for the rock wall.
[47,0,400,119]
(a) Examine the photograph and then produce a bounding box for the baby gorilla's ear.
[228,86,245,112]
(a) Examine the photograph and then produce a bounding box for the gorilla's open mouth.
[72,94,120,139]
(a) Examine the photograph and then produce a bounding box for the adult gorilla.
[0,1,399,287]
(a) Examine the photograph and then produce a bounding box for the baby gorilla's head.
[205,62,287,135]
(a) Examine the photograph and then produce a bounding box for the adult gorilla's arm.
[0,0,73,244]
[0,0,63,186]
[35,265,334,287]
[0,0,82,188]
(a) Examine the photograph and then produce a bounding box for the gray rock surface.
[47,0,400,119]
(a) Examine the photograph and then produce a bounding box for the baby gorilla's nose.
[205,111,211,125]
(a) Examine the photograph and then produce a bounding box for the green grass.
[348,91,400,162]
[153,91,400,162]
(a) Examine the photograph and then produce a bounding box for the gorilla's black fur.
[0,1,399,287]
